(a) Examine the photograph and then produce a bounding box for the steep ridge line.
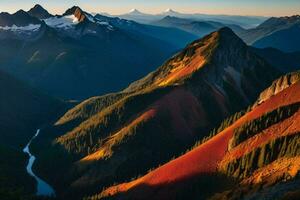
[100,80,300,199]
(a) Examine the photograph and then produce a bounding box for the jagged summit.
[258,15,300,28]
[215,27,245,45]
[28,4,52,19]
[14,9,28,16]
[63,6,82,15]
[63,6,87,22]
[125,27,270,94]
[0,9,41,26]
[181,27,246,60]
[32,4,43,9]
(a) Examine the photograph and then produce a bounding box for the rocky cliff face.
[255,71,300,106]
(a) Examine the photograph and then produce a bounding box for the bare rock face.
[63,6,87,23]
[28,4,53,19]
[255,71,300,106]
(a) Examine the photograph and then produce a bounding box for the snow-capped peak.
[43,15,79,29]
[129,8,143,15]
[164,8,176,13]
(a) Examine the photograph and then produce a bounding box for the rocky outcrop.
[255,71,300,106]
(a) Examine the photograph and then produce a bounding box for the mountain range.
[239,15,300,52]
[0,4,300,200]
[32,27,286,199]
[99,70,300,200]
[152,16,245,38]
[115,8,267,28]
[150,15,300,53]
[1,5,299,101]
[0,5,196,100]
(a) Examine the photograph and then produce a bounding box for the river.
[23,129,56,197]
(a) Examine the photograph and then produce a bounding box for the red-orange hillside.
[101,81,300,199]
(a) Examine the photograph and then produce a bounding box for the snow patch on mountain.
[86,14,95,22]
[95,20,114,30]
[0,24,41,32]
[44,15,79,29]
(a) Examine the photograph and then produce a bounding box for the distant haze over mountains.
[0,5,196,100]
[1,3,300,200]
[239,15,300,52]
[0,4,299,101]
[114,8,267,28]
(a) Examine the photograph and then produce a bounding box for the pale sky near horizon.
[0,0,300,17]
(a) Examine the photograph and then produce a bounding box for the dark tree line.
[223,133,300,179]
[231,102,300,148]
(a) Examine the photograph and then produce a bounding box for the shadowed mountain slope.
[250,47,300,73]
[28,4,53,19]
[0,70,66,199]
[0,70,64,148]
[0,6,181,100]
[33,27,279,199]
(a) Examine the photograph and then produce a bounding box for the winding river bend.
[23,129,56,196]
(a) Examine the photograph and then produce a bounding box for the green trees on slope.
[224,133,300,179]
[231,102,300,148]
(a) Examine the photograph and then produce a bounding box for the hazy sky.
[1,0,300,16]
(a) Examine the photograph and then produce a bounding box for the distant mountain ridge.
[152,16,245,38]
[28,4,53,19]
[0,9,41,26]
[240,15,300,52]
[128,9,145,15]
[116,8,266,28]
[0,4,192,100]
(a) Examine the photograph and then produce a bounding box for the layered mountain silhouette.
[93,14,197,49]
[33,27,280,199]
[0,5,193,100]
[1,4,300,200]
[151,15,300,53]
[240,15,300,52]
[0,9,41,26]
[0,5,298,100]
[116,9,266,28]
[152,16,245,38]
